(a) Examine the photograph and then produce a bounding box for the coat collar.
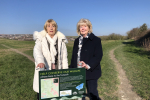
[33,30,68,43]
[76,33,95,47]
[88,33,95,40]
[77,33,95,40]
[56,31,68,43]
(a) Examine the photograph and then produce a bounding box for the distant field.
[0,38,149,100]
[66,36,78,39]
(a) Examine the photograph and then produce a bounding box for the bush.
[136,30,150,49]
[127,23,148,39]
[127,28,139,39]
[107,33,125,40]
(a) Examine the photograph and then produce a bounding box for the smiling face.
[46,23,56,37]
[79,24,90,37]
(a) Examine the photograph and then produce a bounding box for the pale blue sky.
[0,0,150,36]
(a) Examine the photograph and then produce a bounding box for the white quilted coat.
[33,30,68,93]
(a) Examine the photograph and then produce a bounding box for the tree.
[127,28,139,39]
[139,23,147,35]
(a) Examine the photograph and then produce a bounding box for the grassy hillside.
[0,38,35,49]
[1,38,149,99]
[114,40,150,99]
[0,39,122,99]
[0,52,36,100]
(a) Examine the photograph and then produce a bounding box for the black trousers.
[37,93,39,100]
[82,79,101,100]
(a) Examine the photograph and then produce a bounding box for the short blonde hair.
[76,18,93,35]
[44,19,58,33]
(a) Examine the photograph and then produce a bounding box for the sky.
[0,0,150,36]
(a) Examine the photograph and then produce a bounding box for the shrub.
[127,23,148,39]
[127,28,139,39]
[107,33,125,40]
[136,30,150,49]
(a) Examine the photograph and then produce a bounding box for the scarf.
[46,33,58,63]
[77,33,90,64]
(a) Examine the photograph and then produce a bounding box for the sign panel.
[39,68,86,100]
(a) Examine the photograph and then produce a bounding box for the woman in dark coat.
[69,18,103,100]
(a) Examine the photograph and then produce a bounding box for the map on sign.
[41,78,59,99]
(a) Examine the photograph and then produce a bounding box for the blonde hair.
[76,18,93,35]
[44,19,58,33]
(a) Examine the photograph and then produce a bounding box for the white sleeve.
[33,39,45,66]
[86,64,91,70]
[62,42,68,69]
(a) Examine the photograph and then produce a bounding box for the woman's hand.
[36,63,45,68]
[51,63,55,70]
[80,61,89,69]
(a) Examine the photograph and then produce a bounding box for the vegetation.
[139,23,148,35]
[126,23,150,50]
[0,38,35,49]
[98,40,123,100]
[127,23,148,39]
[0,37,150,100]
[107,33,125,40]
[127,28,139,39]
[114,40,150,99]
[99,33,126,40]
[67,34,127,41]
[0,52,36,100]
[136,30,150,49]
[0,38,123,100]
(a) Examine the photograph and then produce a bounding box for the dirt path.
[2,44,34,62]
[109,46,142,100]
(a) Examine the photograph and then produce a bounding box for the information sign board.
[39,68,86,100]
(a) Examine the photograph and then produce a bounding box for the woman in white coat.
[33,19,68,100]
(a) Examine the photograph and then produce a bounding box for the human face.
[47,23,56,38]
[79,24,89,37]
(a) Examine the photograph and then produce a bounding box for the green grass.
[0,44,8,49]
[66,45,73,65]
[0,38,35,49]
[2,38,149,100]
[0,52,36,100]
[24,49,34,58]
[98,40,123,100]
[0,38,123,100]
[114,40,150,99]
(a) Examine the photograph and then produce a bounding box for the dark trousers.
[37,93,39,100]
[82,79,101,100]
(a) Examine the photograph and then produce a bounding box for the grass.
[0,52,36,100]
[0,38,35,49]
[24,49,34,57]
[2,38,149,99]
[0,38,123,100]
[114,40,150,99]
[0,44,8,49]
[98,40,123,100]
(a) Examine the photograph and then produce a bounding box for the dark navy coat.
[69,33,103,80]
